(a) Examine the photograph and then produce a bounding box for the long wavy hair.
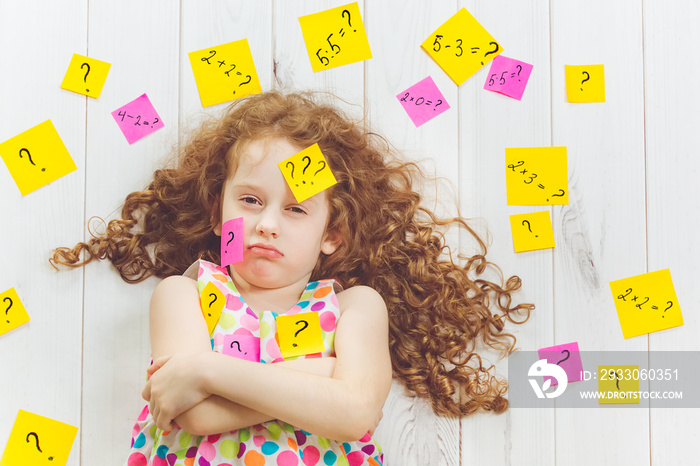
[52,91,533,416]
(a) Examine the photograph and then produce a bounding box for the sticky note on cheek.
[509,211,555,252]
[610,269,683,338]
[60,53,111,98]
[566,64,605,103]
[223,334,260,362]
[111,93,164,144]
[0,120,77,196]
[200,282,225,335]
[1,409,78,466]
[299,2,372,71]
[279,144,337,203]
[397,76,450,127]
[276,312,325,359]
[538,342,582,385]
[221,217,244,267]
[0,288,30,336]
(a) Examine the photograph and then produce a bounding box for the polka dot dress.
[126,260,384,466]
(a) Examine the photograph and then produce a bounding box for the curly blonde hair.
[52,91,533,416]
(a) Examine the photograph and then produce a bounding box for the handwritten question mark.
[547,189,565,201]
[342,9,354,31]
[292,320,309,347]
[434,99,443,111]
[286,161,295,179]
[555,350,570,366]
[301,156,312,175]
[313,161,326,176]
[481,42,499,64]
[580,71,590,90]
[230,340,241,352]
[521,220,538,237]
[226,231,234,247]
[19,148,45,172]
[26,432,53,460]
[206,292,218,317]
[81,62,91,92]
[515,64,522,80]
[4,297,12,323]
[663,301,673,317]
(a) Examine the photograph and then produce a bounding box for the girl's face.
[215,137,340,290]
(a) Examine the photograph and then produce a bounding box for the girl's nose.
[255,209,280,238]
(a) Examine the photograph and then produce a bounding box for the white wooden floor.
[1,1,698,465]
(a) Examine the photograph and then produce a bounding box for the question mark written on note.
[4,297,12,323]
[19,148,46,172]
[292,320,309,347]
[521,220,538,237]
[26,432,54,461]
[547,189,566,202]
[225,231,234,252]
[555,350,570,366]
[81,62,90,91]
[207,293,217,317]
[580,71,590,90]
[481,41,499,65]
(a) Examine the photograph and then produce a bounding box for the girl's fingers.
[142,380,152,401]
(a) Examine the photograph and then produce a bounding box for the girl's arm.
[145,275,342,435]
[145,284,392,442]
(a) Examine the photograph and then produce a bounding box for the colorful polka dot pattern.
[126,260,383,466]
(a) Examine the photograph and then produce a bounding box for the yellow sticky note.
[188,39,262,107]
[60,53,111,99]
[0,288,30,336]
[505,147,568,205]
[0,120,77,196]
[276,312,325,359]
[421,8,502,85]
[0,409,78,466]
[279,144,337,203]
[609,269,683,339]
[509,211,555,253]
[200,282,225,335]
[299,2,372,72]
[566,64,605,103]
[597,366,640,405]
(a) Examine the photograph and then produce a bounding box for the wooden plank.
[550,1,649,464]
[643,0,700,463]
[0,2,87,465]
[365,2,461,464]
[80,2,180,463]
[457,1,554,464]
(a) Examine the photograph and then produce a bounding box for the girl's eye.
[241,196,260,205]
[289,206,306,214]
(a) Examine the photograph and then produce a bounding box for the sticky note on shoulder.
[200,282,225,335]
[1,409,78,466]
[509,211,555,253]
[60,53,111,99]
[566,64,605,103]
[505,147,568,205]
[188,39,262,107]
[0,120,77,196]
[421,7,502,85]
[279,144,337,203]
[0,288,30,336]
[610,269,682,338]
[299,2,372,71]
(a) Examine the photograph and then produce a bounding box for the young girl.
[52,91,532,466]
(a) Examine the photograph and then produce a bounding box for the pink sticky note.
[538,341,583,385]
[397,76,450,127]
[111,93,165,144]
[223,334,260,362]
[221,217,243,267]
[483,55,533,100]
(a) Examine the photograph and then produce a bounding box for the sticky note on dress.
[1,288,30,336]
[397,76,450,127]
[610,269,683,338]
[279,144,337,203]
[566,64,605,103]
[421,8,502,85]
[111,93,164,145]
[223,334,260,362]
[597,365,639,404]
[0,120,77,196]
[60,53,111,99]
[538,342,582,385]
[484,55,533,100]
[200,282,225,335]
[0,409,78,466]
[221,217,244,267]
[509,211,555,253]
[188,39,262,107]
[299,2,372,72]
[276,312,325,359]
[505,147,568,205]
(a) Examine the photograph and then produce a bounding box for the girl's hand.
[142,352,212,431]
